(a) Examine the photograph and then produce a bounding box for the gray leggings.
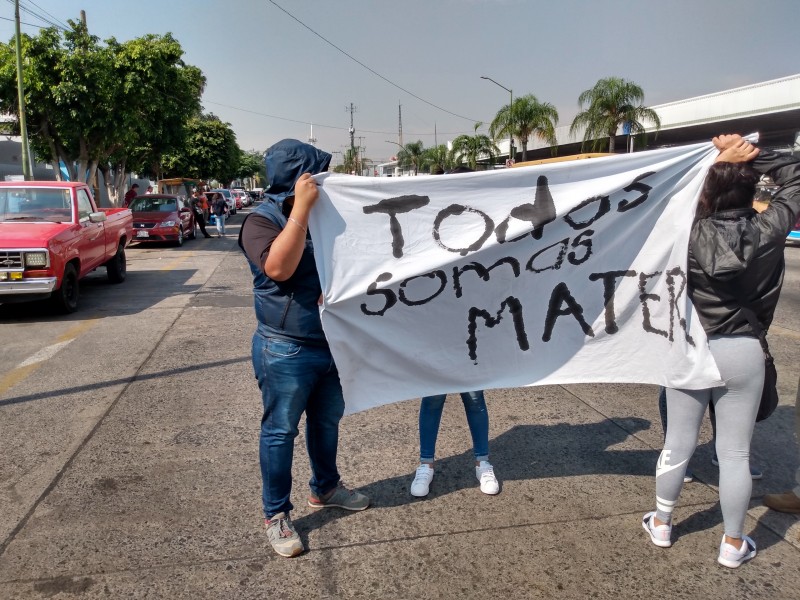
[655,335,763,538]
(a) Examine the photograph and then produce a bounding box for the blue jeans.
[252,334,344,518]
[215,212,226,236]
[419,391,489,462]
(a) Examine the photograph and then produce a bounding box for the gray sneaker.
[308,484,370,511]
[265,512,303,558]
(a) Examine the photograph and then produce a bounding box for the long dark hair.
[696,161,759,218]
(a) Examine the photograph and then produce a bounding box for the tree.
[490,94,559,161]
[396,140,425,175]
[162,113,239,184]
[423,144,454,174]
[236,150,265,187]
[569,77,661,153]
[0,21,204,204]
[450,123,498,170]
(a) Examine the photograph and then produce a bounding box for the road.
[0,211,798,598]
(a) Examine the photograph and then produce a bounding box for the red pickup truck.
[0,181,133,313]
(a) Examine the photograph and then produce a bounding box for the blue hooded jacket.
[241,139,332,345]
[265,139,332,205]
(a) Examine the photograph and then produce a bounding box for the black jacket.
[688,150,800,336]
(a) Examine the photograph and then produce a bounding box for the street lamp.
[481,76,514,164]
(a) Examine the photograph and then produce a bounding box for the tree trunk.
[520,135,529,162]
[608,131,616,154]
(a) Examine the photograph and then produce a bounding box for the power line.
[3,0,67,31]
[203,99,477,137]
[266,0,481,123]
[23,0,70,30]
[0,14,47,28]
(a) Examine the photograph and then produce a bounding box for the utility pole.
[80,10,86,26]
[346,103,356,154]
[398,103,403,148]
[14,0,32,180]
[308,122,316,146]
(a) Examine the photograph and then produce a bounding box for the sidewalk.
[0,245,798,599]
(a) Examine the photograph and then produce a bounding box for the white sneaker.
[642,511,672,548]
[717,535,756,568]
[410,464,434,497]
[475,461,500,495]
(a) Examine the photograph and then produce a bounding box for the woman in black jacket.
[643,135,800,568]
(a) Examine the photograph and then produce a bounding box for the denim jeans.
[252,334,344,518]
[419,391,489,462]
[215,212,226,236]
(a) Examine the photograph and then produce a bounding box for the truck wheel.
[106,243,126,283]
[51,263,79,314]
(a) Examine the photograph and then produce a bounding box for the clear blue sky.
[2,0,799,166]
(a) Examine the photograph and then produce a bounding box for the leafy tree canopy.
[0,21,204,202]
[569,77,660,153]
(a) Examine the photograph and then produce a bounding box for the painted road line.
[0,319,99,397]
[160,251,196,272]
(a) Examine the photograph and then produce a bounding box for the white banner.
[310,142,723,414]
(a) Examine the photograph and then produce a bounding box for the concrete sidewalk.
[1,245,799,599]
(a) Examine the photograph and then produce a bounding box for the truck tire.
[106,243,126,283]
[51,263,79,314]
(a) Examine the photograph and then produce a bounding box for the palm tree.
[569,77,661,153]
[490,94,559,161]
[396,140,425,175]
[423,144,454,174]
[450,123,499,170]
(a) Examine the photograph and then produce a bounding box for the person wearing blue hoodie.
[239,139,369,558]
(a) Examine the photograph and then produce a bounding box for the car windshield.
[130,196,178,212]
[0,188,72,223]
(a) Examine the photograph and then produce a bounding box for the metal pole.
[481,76,513,164]
[14,0,32,180]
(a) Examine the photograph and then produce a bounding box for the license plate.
[136,230,150,238]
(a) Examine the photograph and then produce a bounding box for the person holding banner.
[239,139,369,558]
[643,135,800,568]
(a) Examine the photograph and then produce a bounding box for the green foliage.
[569,77,661,153]
[396,140,425,175]
[237,149,264,181]
[490,94,559,161]
[0,21,204,200]
[162,113,239,184]
[423,144,454,174]
[450,124,499,170]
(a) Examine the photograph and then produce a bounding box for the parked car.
[788,214,800,245]
[129,194,195,247]
[232,189,247,209]
[0,181,133,313]
[206,188,236,215]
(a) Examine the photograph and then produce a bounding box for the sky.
[1,0,799,168]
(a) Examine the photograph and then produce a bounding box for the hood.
[265,139,331,204]
[0,222,72,246]
[691,209,759,281]
[132,210,179,221]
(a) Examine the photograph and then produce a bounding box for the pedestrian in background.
[190,191,212,238]
[238,139,369,558]
[211,192,228,237]
[122,183,139,208]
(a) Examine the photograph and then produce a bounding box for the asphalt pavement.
[0,214,799,599]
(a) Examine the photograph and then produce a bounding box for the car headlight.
[24,251,48,268]
[159,220,177,228]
